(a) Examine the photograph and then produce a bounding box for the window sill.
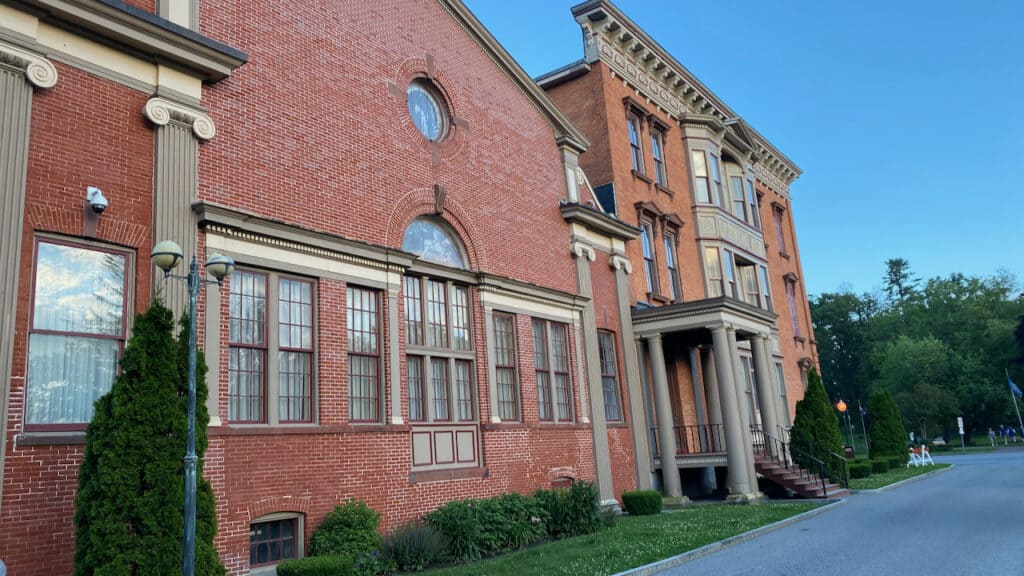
[649,293,670,304]
[779,251,790,260]
[211,423,413,436]
[410,466,488,484]
[481,421,527,431]
[607,422,630,429]
[793,336,806,346]
[655,183,673,196]
[16,431,86,446]
[631,170,652,185]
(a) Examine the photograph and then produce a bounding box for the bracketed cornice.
[568,0,801,191]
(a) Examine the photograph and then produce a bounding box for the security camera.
[86,186,108,214]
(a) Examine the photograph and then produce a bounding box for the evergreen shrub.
[276,555,354,576]
[887,455,907,469]
[308,500,382,560]
[868,389,908,460]
[870,459,890,474]
[353,550,396,576]
[621,490,663,515]
[788,368,843,479]
[848,462,872,478]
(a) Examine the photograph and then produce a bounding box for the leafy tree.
[871,335,958,439]
[810,291,876,403]
[868,389,907,460]
[74,303,223,576]
[884,257,919,314]
[788,368,843,476]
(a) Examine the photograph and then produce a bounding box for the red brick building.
[0,0,645,574]
[541,0,817,500]
[0,0,817,574]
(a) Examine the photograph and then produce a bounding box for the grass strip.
[849,463,951,490]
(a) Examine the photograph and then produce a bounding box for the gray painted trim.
[0,64,35,524]
[482,307,500,423]
[152,119,196,316]
[561,203,641,241]
[203,280,221,426]
[10,0,247,80]
[387,286,403,425]
[613,264,652,490]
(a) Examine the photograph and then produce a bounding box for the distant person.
[1000,425,1008,445]
[989,428,997,446]
[1011,428,1018,443]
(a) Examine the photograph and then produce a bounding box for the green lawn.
[848,463,951,490]
[422,503,820,576]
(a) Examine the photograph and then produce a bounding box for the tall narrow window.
[773,206,788,256]
[280,278,314,422]
[229,270,268,423]
[640,222,657,295]
[597,331,622,422]
[493,313,520,421]
[25,239,128,428]
[758,266,773,311]
[664,234,681,301]
[532,319,574,422]
[775,362,790,426]
[786,280,801,337]
[651,129,667,186]
[740,265,760,307]
[729,175,746,221]
[628,114,644,175]
[704,247,723,298]
[691,150,711,203]
[722,249,737,298]
[746,179,761,229]
[709,154,723,206]
[347,286,380,422]
[403,275,475,423]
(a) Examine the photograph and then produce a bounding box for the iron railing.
[649,424,726,457]
[751,425,849,497]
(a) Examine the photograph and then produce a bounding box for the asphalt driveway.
[654,447,1024,576]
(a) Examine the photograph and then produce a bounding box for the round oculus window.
[407,81,446,141]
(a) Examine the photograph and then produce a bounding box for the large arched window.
[402,217,467,269]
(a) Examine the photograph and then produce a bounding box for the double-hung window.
[493,312,520,421]
[597,331,622,422]
[746,179,761,229]
[628,114,645,175]
[228,270,315,424]
[664,234,681,301]
[758,266,773,311]
[786,279,801,338]
[25,239,129,428]
[773,204,788,256]
[691,150,711,203]
[347,286,381,422]
[532,319,573,422]
[651,128,667,187]
[729,175,747,221]
[640,222,658,295]
[703,247,723,298]
[403,276,475,422]
[722,249,737,298]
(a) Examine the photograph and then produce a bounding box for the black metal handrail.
[650,424,727,457]
[751,425,842,498]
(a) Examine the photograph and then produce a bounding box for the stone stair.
[754,456,851,499]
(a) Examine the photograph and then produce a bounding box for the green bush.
[425,500,480,562]
[621,490,662,516]
[868,390,908,460]
[474,493,548,552]
[887,455,907,469]
[534,481,602,538]
[353,550,396,576]
[848,462,872,478]
[789,368,843,480]
[276,555,355,576]
[309,501,382,560]
[383,521,448,572]
[870,459,889,474]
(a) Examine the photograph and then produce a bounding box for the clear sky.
[462,0,1024,297]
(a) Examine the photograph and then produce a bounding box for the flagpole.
[1008,369,1024,439]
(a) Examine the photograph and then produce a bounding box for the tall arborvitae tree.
[74,303,224,575]
[868,389,908,461]
[788,368,843,475]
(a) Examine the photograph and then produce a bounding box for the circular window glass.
[407,81,446,141]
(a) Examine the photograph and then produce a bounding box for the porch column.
[727,326,760,497]
[700,347,723,441]
[751,334,780,440]
[647,334,681,497]
[570,241,615,504]
[612,254,652,490]
[0,40,58,523]
[710,324,755,499]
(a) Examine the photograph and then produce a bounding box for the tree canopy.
[811,261,1024,440]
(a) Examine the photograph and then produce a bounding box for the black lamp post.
[152,240,234,576]
[836,399,855,452]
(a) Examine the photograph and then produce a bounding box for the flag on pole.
[1008,370,1023,399]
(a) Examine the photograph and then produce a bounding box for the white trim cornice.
[143,96,214,139]
[0,39,57,88]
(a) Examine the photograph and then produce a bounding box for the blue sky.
[463,0,1024,297]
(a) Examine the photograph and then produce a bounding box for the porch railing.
[750,425,849,497]
[649,424,726,457]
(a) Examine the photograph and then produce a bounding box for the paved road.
[659,448,1024,576]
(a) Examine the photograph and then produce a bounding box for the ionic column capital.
[144,97,216,140]
[570,240,596,262]
[610,254,632,274]
[0,40,58,88]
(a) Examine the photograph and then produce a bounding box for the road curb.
[610,499,847,576]
[851,463,954,494]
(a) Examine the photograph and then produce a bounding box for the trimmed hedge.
[887,455,906,469]
[276,555,354,576]
[848,461,872,479]
[309,500,382,560]
[870,459,889,474]
[621,490,662,516]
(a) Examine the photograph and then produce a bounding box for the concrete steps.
[755,457,849,500]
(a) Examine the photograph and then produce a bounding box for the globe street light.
[152,240,234,576]
[836,399,855,453]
